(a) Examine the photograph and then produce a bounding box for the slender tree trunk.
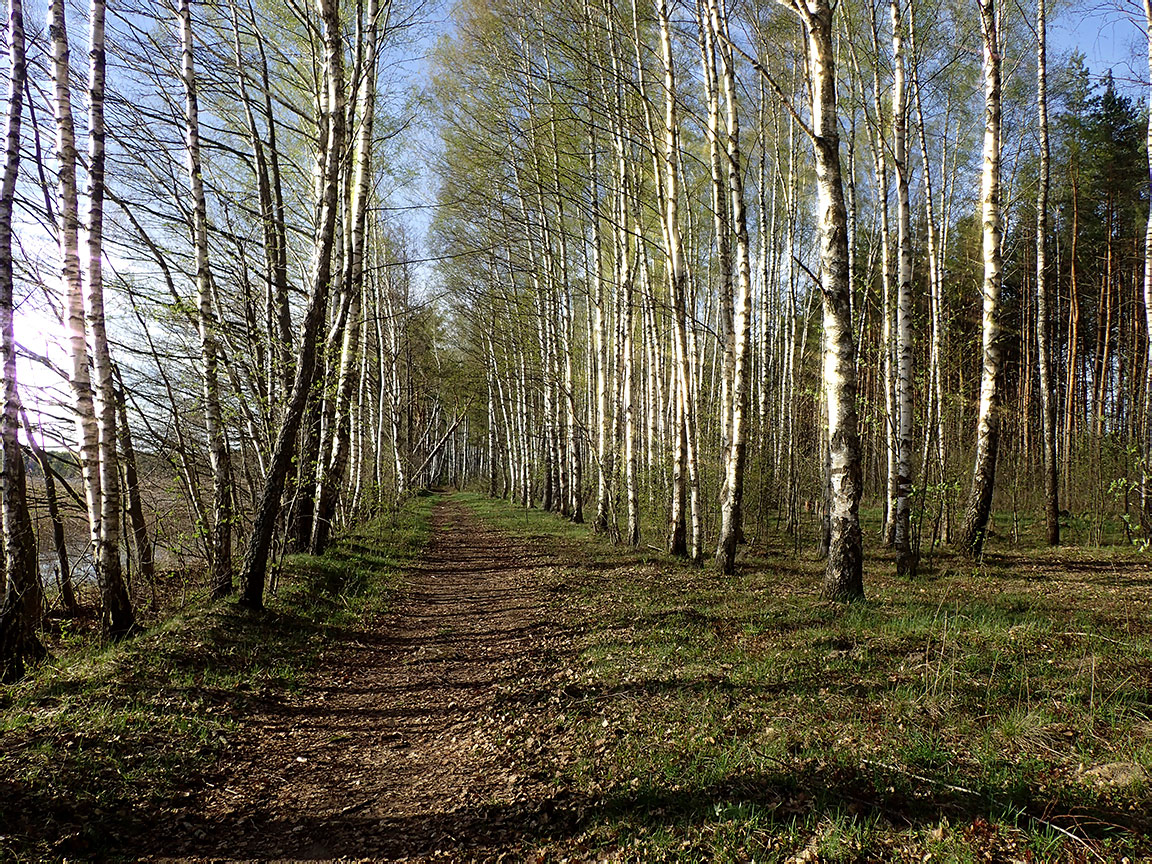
[114,373,154,591]
[799,0,863,599]
[239,0,345,609]
[958,0,1004,558]
[909,0,948,541]
[697,0,733,462]
[386,280,406,502]
[1037,0,1059,545]
[869,14,897,546]
[1064,181,1080,499]
[711,0,752,576]
[179,0,233,596]
[87,0,128,631]
[487,342,499,497]
[588,94,613,534]
[23,409,73,615]
[1142,0,1152,535]
[658,0,693,559]
[891,0,915,573]
[314,0,384,554]
[50,0,133,638]
[0,0,43,682]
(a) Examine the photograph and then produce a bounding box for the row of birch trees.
[430,0,1152,591]
[0,0,458,682]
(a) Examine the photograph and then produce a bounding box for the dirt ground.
[138,498,570,863]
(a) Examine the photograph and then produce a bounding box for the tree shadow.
[127,759,1150,861]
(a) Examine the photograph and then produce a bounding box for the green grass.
[461,492,1152,863]
[0,496,433,863]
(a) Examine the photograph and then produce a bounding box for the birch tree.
[957,0,1003,558]
[313,0,386,554]
[50,0,134,637]
[658,0,701,561]
[890,0,915,573]
[1142,0,1152,537]
[1037,0,1059,545]
[710,0,753,576]
[0,0,43,683]
[735,0,864,596]
[178,0,233,596]
[239,0,346,609]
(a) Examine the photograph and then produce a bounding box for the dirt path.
[150,497,568,862]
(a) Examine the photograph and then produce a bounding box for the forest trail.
[150,497,566,862]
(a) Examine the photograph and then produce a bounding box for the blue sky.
[1051,1,1147,93]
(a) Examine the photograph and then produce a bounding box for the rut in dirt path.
[153,497,572,862]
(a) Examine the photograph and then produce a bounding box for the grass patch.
[0,496,433,863]
[462,493,1152,862]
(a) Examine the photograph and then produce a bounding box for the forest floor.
[142,494,571,862]
[2,491,1152,862]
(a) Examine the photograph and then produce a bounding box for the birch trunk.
[800,0,864,599]
[87,0,115,608]
[385,277,406,501]
[239,0,345,609]
[588,95,613,534]
[88,0,132,634]
[0,0,43,682]
[868,15,897,546]
[711,0,752,576]
[611,96,639,545]
[697,0,733,458]
[1142,0,1152,536]
[957,0,1004,558]
[23,411,72,617]
[50,0,134,637]
[179,0,233,597]
[909,0,948,537]
[891,0,915,573]
[115,374,153,590]
[313,0,383,554]
[1037,0,1059,545]
[658,0,693,559]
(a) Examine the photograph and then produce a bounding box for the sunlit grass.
[463,492,1152,862]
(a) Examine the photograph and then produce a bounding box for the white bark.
[179,0,233,596]
[657,0,696,560]
[798,0,864,598]
[891,0,914,569]
[0,0,43,682]
[1142,0,1152,536]
[710,0,752,576]
[50,0,134,636]
[958,0,1004,558]
[1037,0,1059,545]
[314,0,385,552]
[239,0,346,608]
